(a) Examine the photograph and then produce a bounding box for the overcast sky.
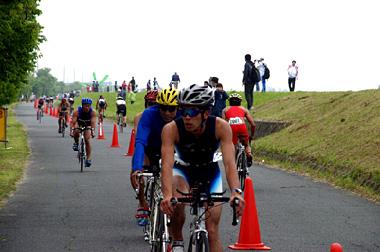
[36,0,380,91]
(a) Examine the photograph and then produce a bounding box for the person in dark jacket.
[242,54,255,110]
[211,83,229,117]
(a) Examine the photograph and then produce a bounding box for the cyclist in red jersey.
[222,93,256,166]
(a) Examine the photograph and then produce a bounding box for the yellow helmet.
[156,87,178,106]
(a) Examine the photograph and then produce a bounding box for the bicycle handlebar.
[170,194,239,226]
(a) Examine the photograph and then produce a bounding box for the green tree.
[30,68,59,97]
[0,0,45,106]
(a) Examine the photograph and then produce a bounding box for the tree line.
[0,0,44,105]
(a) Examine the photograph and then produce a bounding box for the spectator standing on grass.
[153,77,159,90]
[287,60,298,92]
[146,80,151,91]
[257,58,267,92]
[130,77,136,92]
[171,72,180,89]
[211,83,229,118]
[242,54,257,110]
[114,81,118,92]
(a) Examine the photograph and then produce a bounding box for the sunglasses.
[159,105,177,112]
[147,101,157,107]
[180,107,202,117]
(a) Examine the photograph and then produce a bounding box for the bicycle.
[171,182,239,252]
[117,112,124,133]
[59,111,68,137]
[98,109,104,125]
[36,107,43,123]
[73,126,92,172]
[137,162,171,252]
[235,141,249,190]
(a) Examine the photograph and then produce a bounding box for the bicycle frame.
[138,165,171,252]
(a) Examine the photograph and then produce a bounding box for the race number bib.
[228,117,243,125]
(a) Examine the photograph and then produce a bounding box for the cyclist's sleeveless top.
[78,106,92,126]
[175,116,219,166]
[61,103,68,111]
[98,98,106,108]
[224,106,246,127]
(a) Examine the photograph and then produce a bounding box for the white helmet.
[178,84,214,107]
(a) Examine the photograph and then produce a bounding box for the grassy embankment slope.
[252,90,380,201]
[0,105,29,207]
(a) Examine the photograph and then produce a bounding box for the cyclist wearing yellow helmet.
[130,87,179,226]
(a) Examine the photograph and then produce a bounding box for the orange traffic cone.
[49,106,53,116]
[124,129,136,156]
[229,177,271,250]
[97,122,105,140]
[44,105,48,114]
[34,99,37,108]
[110,123,120,148]
[330,243,343,252]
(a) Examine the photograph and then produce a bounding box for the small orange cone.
[110,123,120,148]
[54,107,58,118]
[97,122,105,140]
[124,129,136,156]
[330,243,343,252]
[34,99,37,108]
[44,105,48,114]
[49,106,53,116]
[229,177,271,250]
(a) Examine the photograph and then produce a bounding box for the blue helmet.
[81,97,92,105]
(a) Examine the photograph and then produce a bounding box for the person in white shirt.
[287,60,298,91]
[257,58,267,92]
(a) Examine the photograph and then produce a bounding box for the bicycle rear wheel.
[61,119,65,138]
[80,139,85,172]
[237,151,247,190]
[118,114,123,133]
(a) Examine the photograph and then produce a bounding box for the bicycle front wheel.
[80,139,85,172]
[189,231,209,252]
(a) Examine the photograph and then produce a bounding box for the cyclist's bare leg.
[240,137,252,158]
[170,175,189,242]
[73,130,80,144]
[205,205,223,252]
[84,131,92,160]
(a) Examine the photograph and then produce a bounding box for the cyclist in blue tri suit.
[130,87,179,226]
[160,84,245,252]
[70,98,97,167]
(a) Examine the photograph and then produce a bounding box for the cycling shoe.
[72,143,79,151]
[85,159,92,167]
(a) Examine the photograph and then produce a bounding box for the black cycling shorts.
[117,105,126,117]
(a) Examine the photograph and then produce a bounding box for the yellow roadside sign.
[0,107,7,142]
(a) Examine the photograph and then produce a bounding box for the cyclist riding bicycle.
[116,96,127,127]
[58,98,70,133]
[131,87,178,226]
[222,93,256,167]
[70,98,96,167]
[96,95,108,123]
[160,84,245,252]
[133,90,159,133]
[37,97,45,115]
[68,97,75,116]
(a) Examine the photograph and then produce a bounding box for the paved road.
[0,103,379,252]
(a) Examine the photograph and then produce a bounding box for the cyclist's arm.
[132,110,152,171]
[221,107,227,120]
[216,118,240,192]
[161,122,177,199]
[70,111,78,128]
[244,107,256,139]
[90,111,97,130]
[133,112,143,133]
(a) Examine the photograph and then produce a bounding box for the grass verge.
[0,104,29,207]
